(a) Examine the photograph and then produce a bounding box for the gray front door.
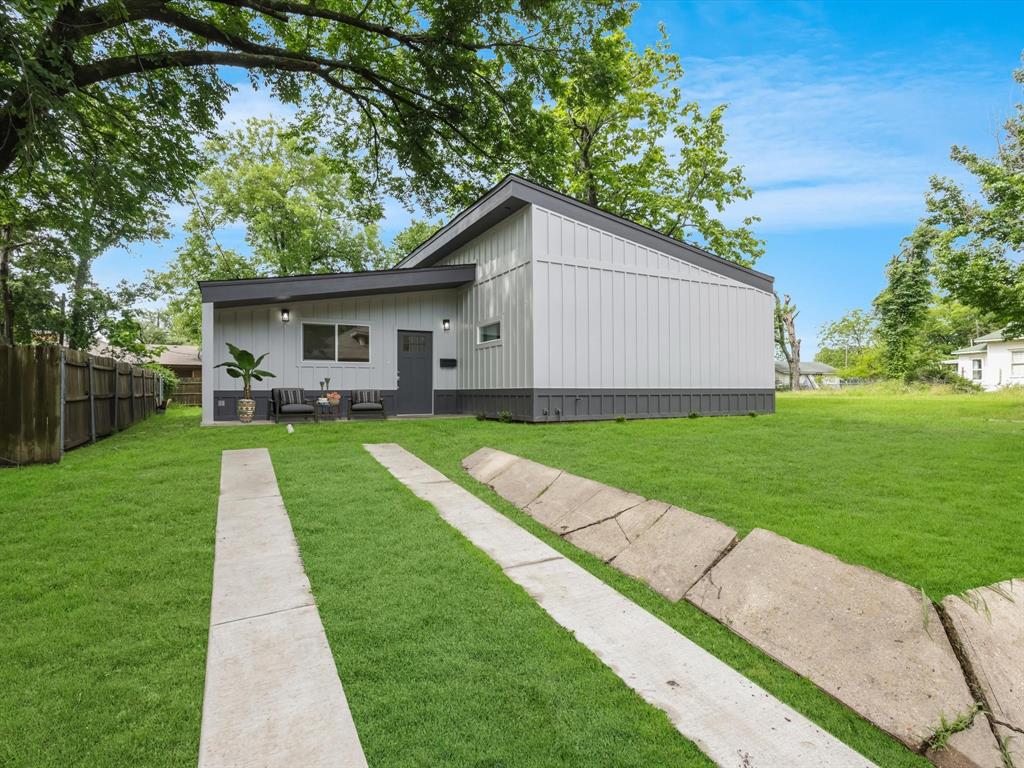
[396,330,433,414]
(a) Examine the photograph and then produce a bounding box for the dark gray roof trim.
[397,175,774,293]
[199,264,476,308]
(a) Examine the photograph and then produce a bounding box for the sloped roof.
[154,345,201,367]
[974,329,1006,342]
[951,343,988,355]
[395,174,774,293]
[774,361,838,374]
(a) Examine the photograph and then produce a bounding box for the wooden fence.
[174,377,202,406]
[0,345,164,466]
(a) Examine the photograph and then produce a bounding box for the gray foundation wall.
[213,388,773,421]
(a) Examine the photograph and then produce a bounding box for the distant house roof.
[774,361,838,375]
[974,329,1006,342]
[951,343,988,355]
[154,345,201,367]
[950,328,1024,355]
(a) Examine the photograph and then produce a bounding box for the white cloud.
[668,51,1007,231]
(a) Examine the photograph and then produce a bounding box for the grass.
[2,390,1021,767]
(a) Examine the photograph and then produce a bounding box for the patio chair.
[349,389,385,420]
[270,388,316,423]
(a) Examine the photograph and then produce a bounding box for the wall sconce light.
[442,318,451,331]
[280,308,290,323]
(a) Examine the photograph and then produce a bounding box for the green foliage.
[141,362,180,397]
[153,118,389,340]
[498,410,513,423]
[213,342,275,398]
[874,234,933,380]
[386,220,441,265]
[907,62,1024,337]
[525,27,763,266]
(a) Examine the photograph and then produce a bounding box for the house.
[773,361,840,390]
[199,175,776,423]
[153,345,202,379]
[950,329,1024,390]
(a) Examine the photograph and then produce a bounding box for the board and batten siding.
[210,289,458,393]
[530,205,775,390]
[437,206,533,390]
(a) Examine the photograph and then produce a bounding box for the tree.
[874,235,933,380]
[817,309,876,369]
[909,62,1024,337]
[153,118,389,340]
[525,28,763,266]
[774,292,801,390]
[2,0,627,215]
[386,220,441,265]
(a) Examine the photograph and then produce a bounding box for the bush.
[142,362,179,398]
[498,410,513,423]
[615,415,627,423]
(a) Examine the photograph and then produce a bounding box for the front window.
[1012,350,1024,378]
[478,321,501,344]
[338,324,370,362]
[302,323,335,361]
[302,322,371,363]
[972,359,983,381]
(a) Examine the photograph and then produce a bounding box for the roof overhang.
[199,264,476,308]
[396,175,775,293]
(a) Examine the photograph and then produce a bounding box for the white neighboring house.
[773,361,840,390]
[949,329,1024,390]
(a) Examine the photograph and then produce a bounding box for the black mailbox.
[439,358,457,368]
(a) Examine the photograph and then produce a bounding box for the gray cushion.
[280,403,315,414]
[273,388,305,406]
[350,402,383,412]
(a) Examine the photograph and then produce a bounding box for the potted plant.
[215,343,275,423]
[326,391,342,407]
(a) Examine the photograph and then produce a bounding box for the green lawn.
[2,391,1021,767]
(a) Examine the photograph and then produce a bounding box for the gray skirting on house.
[212,388,775,422]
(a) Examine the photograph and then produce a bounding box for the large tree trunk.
[774,292,801,390]
[0,224,16,346]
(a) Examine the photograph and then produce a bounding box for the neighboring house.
[199,175,776,423]
[950,329,1024,390]
[153,345,202,379]
[774,361,840,390]
[88,343,200,377]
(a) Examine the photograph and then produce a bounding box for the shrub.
[688,412,700,419]
[615,415,627,423]
[498,410,513,423]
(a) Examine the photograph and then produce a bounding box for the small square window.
[478,321,501,344]
[402,335,426,353]
[972,359,983,381]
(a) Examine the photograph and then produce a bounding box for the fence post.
[59,348,66,456]
[87,356,96,443]
[112,363,118,433]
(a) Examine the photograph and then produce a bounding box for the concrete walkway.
[199,448,367,768]
[365,443,876,768]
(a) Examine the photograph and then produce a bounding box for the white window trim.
[300,320,373,365]
[971,358,983,381]
[1010,348,1024,379]
[476,318,503,348]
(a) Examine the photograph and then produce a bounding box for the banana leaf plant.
[215,343,275,399]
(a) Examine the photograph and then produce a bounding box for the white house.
[199,175,776,423]
[950,329,1024,390]
[773,361,840,390]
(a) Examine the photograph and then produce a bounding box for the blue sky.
[95,1,1024,352]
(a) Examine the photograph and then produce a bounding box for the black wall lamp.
[442,318,451,331]
[280,308,290,323]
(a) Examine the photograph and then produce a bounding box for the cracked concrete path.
[199,448,368,768]
[366,443,876,768]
